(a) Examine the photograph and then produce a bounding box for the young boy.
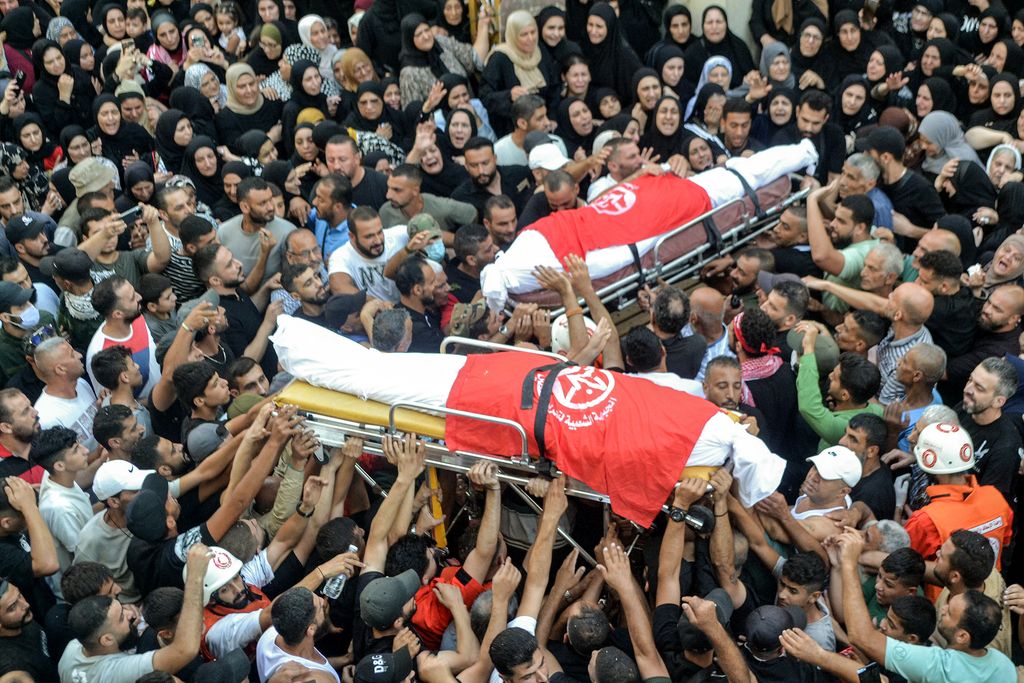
[775,551,835,651]
[140,273,177,343]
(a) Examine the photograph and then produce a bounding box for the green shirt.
[796,352,884,449]
[378,193,480,231]
[884,636,1015,682]
[823,239,879,312]
[0,311,56,385]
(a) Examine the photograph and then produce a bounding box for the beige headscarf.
[490,10,546,94]
[225,63,264,115]
[772,0,829,35]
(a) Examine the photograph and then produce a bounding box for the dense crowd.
[0,0,1021,681]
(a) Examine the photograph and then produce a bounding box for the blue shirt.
[868,187,894,229]
[307,208,351,260]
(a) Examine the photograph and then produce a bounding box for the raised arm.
[755,492,828,565]
[153,544,211,673]
[681,596,756,683]
[457,559,521,683]
[462,462,501,583]
[727,493,782,570]
[143,205,171,273]
[599,541,669,680]
[807,182,847,276]
[656,479,710,607]
[533,266,586,357]
[804,276,888,316]
[433,582,480,673]
[362,433,426,573]
[837,529,888,665]
[708,469,747,609]
[4,477,58,577]
[564,254,624,370]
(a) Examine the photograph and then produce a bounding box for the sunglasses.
[23,324,65,355]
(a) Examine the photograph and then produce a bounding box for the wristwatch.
[498,324,510,336]
[667,506,687,523]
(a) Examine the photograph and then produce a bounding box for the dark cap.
[125,473,170,543]
[354,647,415,683]
[756,271,802,295]
[40,248,94,283]
[0,281,32,314]
[359,569,420,630]
[325,291,367,330]
[677,588,734,652]
[855,126,905,158]
[193,648,250,683]
[5,213,45,245]
[745,605,807,653]
[524,130,553,155]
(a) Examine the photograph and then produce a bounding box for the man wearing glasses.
[271,229,329,316]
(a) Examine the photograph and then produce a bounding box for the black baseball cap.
[125,473,170,543]
[0,281,32,314]
[354,647,414,683]
[193,648,250,683]
[855,126,905,158]
[745,605,807,653]
[677,588,734,652]
[5,213,45,245]
[325,291,367,330]
[40,248,94,283]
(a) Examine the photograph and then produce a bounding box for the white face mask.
[11,303,39,329]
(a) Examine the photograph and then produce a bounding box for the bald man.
[906,228,961,279]
[942,284,1024,401]
[681,286,734,381]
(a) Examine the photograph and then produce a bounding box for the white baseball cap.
[528,143,571,171]
[93,460,155,501]
[806,446,862,487]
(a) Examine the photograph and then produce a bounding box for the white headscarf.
[685,56,732,120]
[298,15,340,94]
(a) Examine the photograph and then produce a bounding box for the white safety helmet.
[551,313,597,356]
[913,422,975,475]
[183,546,242,605]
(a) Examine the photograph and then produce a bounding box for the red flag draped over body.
[444,352,720,525]
[525,174,713,263]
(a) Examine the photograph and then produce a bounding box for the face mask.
[425,240,445,262]
[13,304,39,329]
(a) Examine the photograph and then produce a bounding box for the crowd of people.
[0,0,1021,681]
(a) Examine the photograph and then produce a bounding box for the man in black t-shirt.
[393,255,443,354]
[452,138,534,218]
[647,287,706,380]
[765,207,820,278]
[0,476,57,619]
[771,90,845,188]
[916,250,979,359]
[860,126,945,239]
[445,223,497,304]
[843,414,896,521]
[0,579,58,681]
[281,262,331,329]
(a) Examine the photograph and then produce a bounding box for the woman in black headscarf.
[791,18,826,88]
[435,0,470,43]
[62,39,97,81]
[1,7,42,95]
[29,38,96,137]
[640,96,684,160]
[969,5,1010,62]
[282,60,329,156]
[438,107,477,160]
[90,93,157,176]
[212,159,253,221]
[154,109,193,174]
[916,77,958,119]
[682,5,755,89]
[556,97,595,159]
[645,5,694,65]
[354,0,437,72]
[631,67,662,129]
[398,12,482,107]
[537,7,581,85]
[13,113,63,175]
[169,86,219,141]
[262,158,301,209]
[581,3,643,98]
[820,10,884,85]
[650,45,693,106]
[0,143,48,211]
[934,214,978,269]
[60,125,93,168]
[986,37,1024,76]
[834,76,876,138]
[935,154,998,220]
[180,136,226,209]
[751,88,796,146]
[116,161,156,212]
[343,81,417,151]
[969,72,1022,136]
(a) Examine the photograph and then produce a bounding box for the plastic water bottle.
[322,544,359,599]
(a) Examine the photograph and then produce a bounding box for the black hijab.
[969,72,1022,132]
[179,136,223,207]
[650,43,693,104]
[289,59,328,110]
[640,96,684,161]
[13,113,57,167]
[822,10,873,83]
[536,6,581,69]
[655,5,693,53]
[262,159,296,203]
[62,39,91,74]
[582,2,642,98]
[752,88,796,145]
[155,109,190,174]
[169,86,218,140]
[120,160,155,209]
[1,7,37,51]
[995,37,1024,76]
[596,113,635,136]
[834,76,876,131]
[686,83,725,125]
[90,93,155,167]
[946,160,998,215]
[921,77,958,115]
[400,13,448,77]
[435,0,470,43]
[936,214,978,268]
[344,81,395,132]
[556,97,595,158]
[682,5,755,88]
[791,17,825,78]
[871,45,905,86]
[439,106,477,157]
[59,125,89,165]
[238,130,271,160]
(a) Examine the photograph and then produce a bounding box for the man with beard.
[328,206,410,303]
[763,206,820,278]
[394,255,443,353]
[447,223,498,304]
[701,356,765,436]
[728,247,772,312]
[452,137,534,218]
[77,206,172,290]
[0,389,42,484]
[91,404,145,463]
[85,276,160,401]
[0,579,58,681]
[482,195,519,251]
[771,90,846,188]
[0,278,54,387]
[955,358,1022,503]
[5,212,58,293]
[192,244,283,378]
[217,177,295,285]
[943,285,1024,401]
[59,543,212,683]
[281,262,330,329]
[33,336,100,451]
[194,546,273,660]
[381,164,477,238]
[258,586,340,681]
[806,185,877,313]
[306,174,354,262]
[273,229,330,317]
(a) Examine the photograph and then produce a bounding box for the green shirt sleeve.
[796,352,846,445]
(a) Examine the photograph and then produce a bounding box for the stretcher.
[510,176,809,315]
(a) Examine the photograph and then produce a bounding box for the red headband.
[731,312,780,356]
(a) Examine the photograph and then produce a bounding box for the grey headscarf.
[184,63,227,109]
[46,17,76,43]
[918,111,982,175]
[759,42,796,90]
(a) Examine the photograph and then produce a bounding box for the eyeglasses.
[287,246,322,259]
[800,32,822,42]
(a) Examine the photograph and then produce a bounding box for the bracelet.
[295,501,314,518]
[318,567,326,581]
[181,322,193,333]
[564,307,583,318]
[715,512,728,517]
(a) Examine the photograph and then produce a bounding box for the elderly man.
[272,229,328,316]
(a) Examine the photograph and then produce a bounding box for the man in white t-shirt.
[34,426,92,599]
[256,587,339,682]
[328,207,409,303]
[84,276,159,400]
[32,337,98,451]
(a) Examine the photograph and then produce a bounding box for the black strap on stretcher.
[627,242,646,287]
[725,167,765,220]
[520,360,576,476]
